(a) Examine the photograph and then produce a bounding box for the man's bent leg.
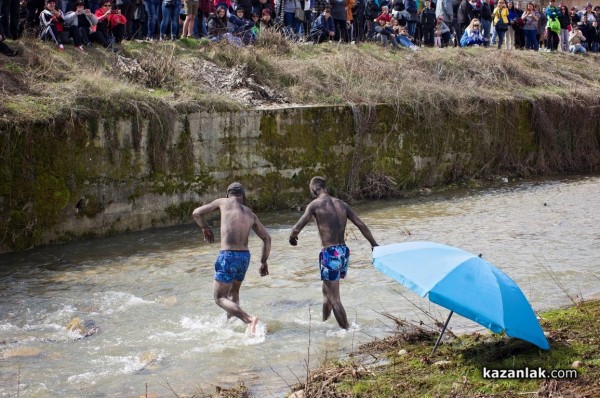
[213,280,258,336]
[322,282,332,321]
[322,280,349,329]
[226,280,242,319]
[214,280,251,323]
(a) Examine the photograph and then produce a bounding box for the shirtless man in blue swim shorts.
[192,182,271,336]
[289,176,378,330]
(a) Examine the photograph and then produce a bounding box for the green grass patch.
[292,300,600,398]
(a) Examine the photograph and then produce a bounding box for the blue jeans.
[407,20,417,38]
[396,34,416,48]
[145,0,161,38]
[283,11,301,35]
[193,14,208,37]
[160,1,181,38]
[524,29,538,51]
[496,29,506,49]
[480,19,491,46]
[569,44,586,53]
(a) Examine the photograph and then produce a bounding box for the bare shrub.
[133,44,178,89]
[255,27,291,54]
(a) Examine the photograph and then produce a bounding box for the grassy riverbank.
[283,298,600,398]
[2,35,600,124]
[198,299,599,398]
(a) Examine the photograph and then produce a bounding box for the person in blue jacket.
[310,7,335,43]
[460,17,484,46]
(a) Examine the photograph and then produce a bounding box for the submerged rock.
[2,347,44,359]
[66,317,99,338]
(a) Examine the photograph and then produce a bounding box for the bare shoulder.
[242,204,257,217]
[193,197,226,215]
[331,196,350,210]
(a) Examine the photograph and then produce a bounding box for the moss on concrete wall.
[1,98,599,252]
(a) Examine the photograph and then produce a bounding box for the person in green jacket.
[546,12,561,51]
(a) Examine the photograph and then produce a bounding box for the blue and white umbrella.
[372,241,549,353]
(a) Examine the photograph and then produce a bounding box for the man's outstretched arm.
[289,204,314,246]
[346,206,378,248]
[192,199,221,243]
[252,216,271,276]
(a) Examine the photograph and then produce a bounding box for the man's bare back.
[211,198,259,250]
[192,183,270,336]
[304,196,349,248]
[289,176,378,330]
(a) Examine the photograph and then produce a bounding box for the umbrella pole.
[431,311,453,356]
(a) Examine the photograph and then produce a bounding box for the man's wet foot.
[246,316,259,337]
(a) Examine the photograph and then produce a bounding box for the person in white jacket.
[568,23,586,53]
[63,1,99,47]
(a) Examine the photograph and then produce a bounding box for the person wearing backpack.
[492,0,508,48]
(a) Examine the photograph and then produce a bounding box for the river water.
[1,175,599,397]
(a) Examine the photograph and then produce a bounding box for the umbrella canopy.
[372,241,550,351]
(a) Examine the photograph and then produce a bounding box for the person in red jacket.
[95,1,126,44]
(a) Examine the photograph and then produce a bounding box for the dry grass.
[2,38,600,124]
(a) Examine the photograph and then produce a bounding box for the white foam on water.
[93,291,154,315]
[242,322,267,345]
[0,322,18,332]
[325,321,361,338]
[67,371,97,384]
[177,314,267,355]
[67,350,164,384]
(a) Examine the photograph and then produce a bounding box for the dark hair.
[226,182,246,198]
[310,176,327,191]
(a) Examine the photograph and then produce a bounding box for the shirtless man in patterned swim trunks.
[192,182,271,337]
[289,176,378,330]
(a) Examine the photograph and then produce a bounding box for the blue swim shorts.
[214,250,251,283]
[319,245,350,281]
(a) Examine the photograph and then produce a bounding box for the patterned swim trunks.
[214,250,251,283]
[319,245,350,281]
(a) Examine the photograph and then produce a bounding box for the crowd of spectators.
[1,0,599,55]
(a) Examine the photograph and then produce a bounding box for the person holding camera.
[39,0,67,50]
[520,1,538,51]
[460,17,484,46]
[62,1,93,52]
[569,22,586,54]
[95,1,127,45]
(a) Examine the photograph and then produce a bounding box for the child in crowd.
[374,15,400,48]
[434,14,450,47]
